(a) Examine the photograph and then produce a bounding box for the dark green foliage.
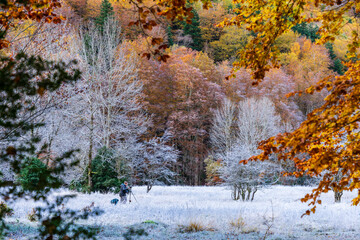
[325,42,337,59]
[82,33,97,66]
[95,0,114,31]
[69,172,91,193]
[325,42,345,75]
[166,9,203,51]
[292,22,320,42]
[123,227,148,240]
[182,9,203,51]
[167,20,183,45]
[0,202,13,233]
[18,157,60,191]
[91,147,123,193]
[166,25,174,46]
[0,202,13,218]
[69,147,128,193]
[332,58,344,75]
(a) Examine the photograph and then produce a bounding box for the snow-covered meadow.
[6,185,360,239]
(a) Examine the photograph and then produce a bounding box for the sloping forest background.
[1,0,358,198]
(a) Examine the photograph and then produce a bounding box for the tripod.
[128,189,138,204]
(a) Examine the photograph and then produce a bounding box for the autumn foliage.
[228,0,360,215]
[3,0,360,217]
[248,60,360,215]
[138,45,223,185]
[0,0,64,49]
[127,0,360,214]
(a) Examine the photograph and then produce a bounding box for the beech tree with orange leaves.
[221,0,360,216]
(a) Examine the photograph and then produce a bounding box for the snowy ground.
[5,185,360,239]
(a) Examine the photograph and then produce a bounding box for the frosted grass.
[6,186,360,238]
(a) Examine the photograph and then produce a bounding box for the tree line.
[2,0,356,190]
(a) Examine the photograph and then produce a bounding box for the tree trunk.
[246,187,251,201]
[87,110,94,192]
[251,187,257,201]
[147,184,152,193]
[334,170,343,203]
[231,185,239,200]
[334,190,343,203]
[105,103,111,148]
[240,187,246,201]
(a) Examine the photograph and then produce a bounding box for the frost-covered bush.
[134,133,178,193]
[0,202,13,218]
[221,145,279,201]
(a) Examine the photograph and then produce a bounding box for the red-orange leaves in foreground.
[0,0,64,50]
[251,60,360,214]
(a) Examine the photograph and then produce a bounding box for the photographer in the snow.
[119,181,131,204]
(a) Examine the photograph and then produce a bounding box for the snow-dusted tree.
[82,20,146,149]
[206,98,237,185]
[216,97,282,201]
[34,98,87,184]
[134,132,178,192]
[210,98,238,156]
[221,145,279,201]
[65,17,148,190]
[237,97,282,152]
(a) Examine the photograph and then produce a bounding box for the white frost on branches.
[211,97,282,201]
[134,132,179,192]
[210,98,238,156]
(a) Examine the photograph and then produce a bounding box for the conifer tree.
[292,22,320,42]
[166,9,203,51]
[166,25,174,46]
[325,42,345,75]
[95,0,114,31]
[182,9,203,51]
